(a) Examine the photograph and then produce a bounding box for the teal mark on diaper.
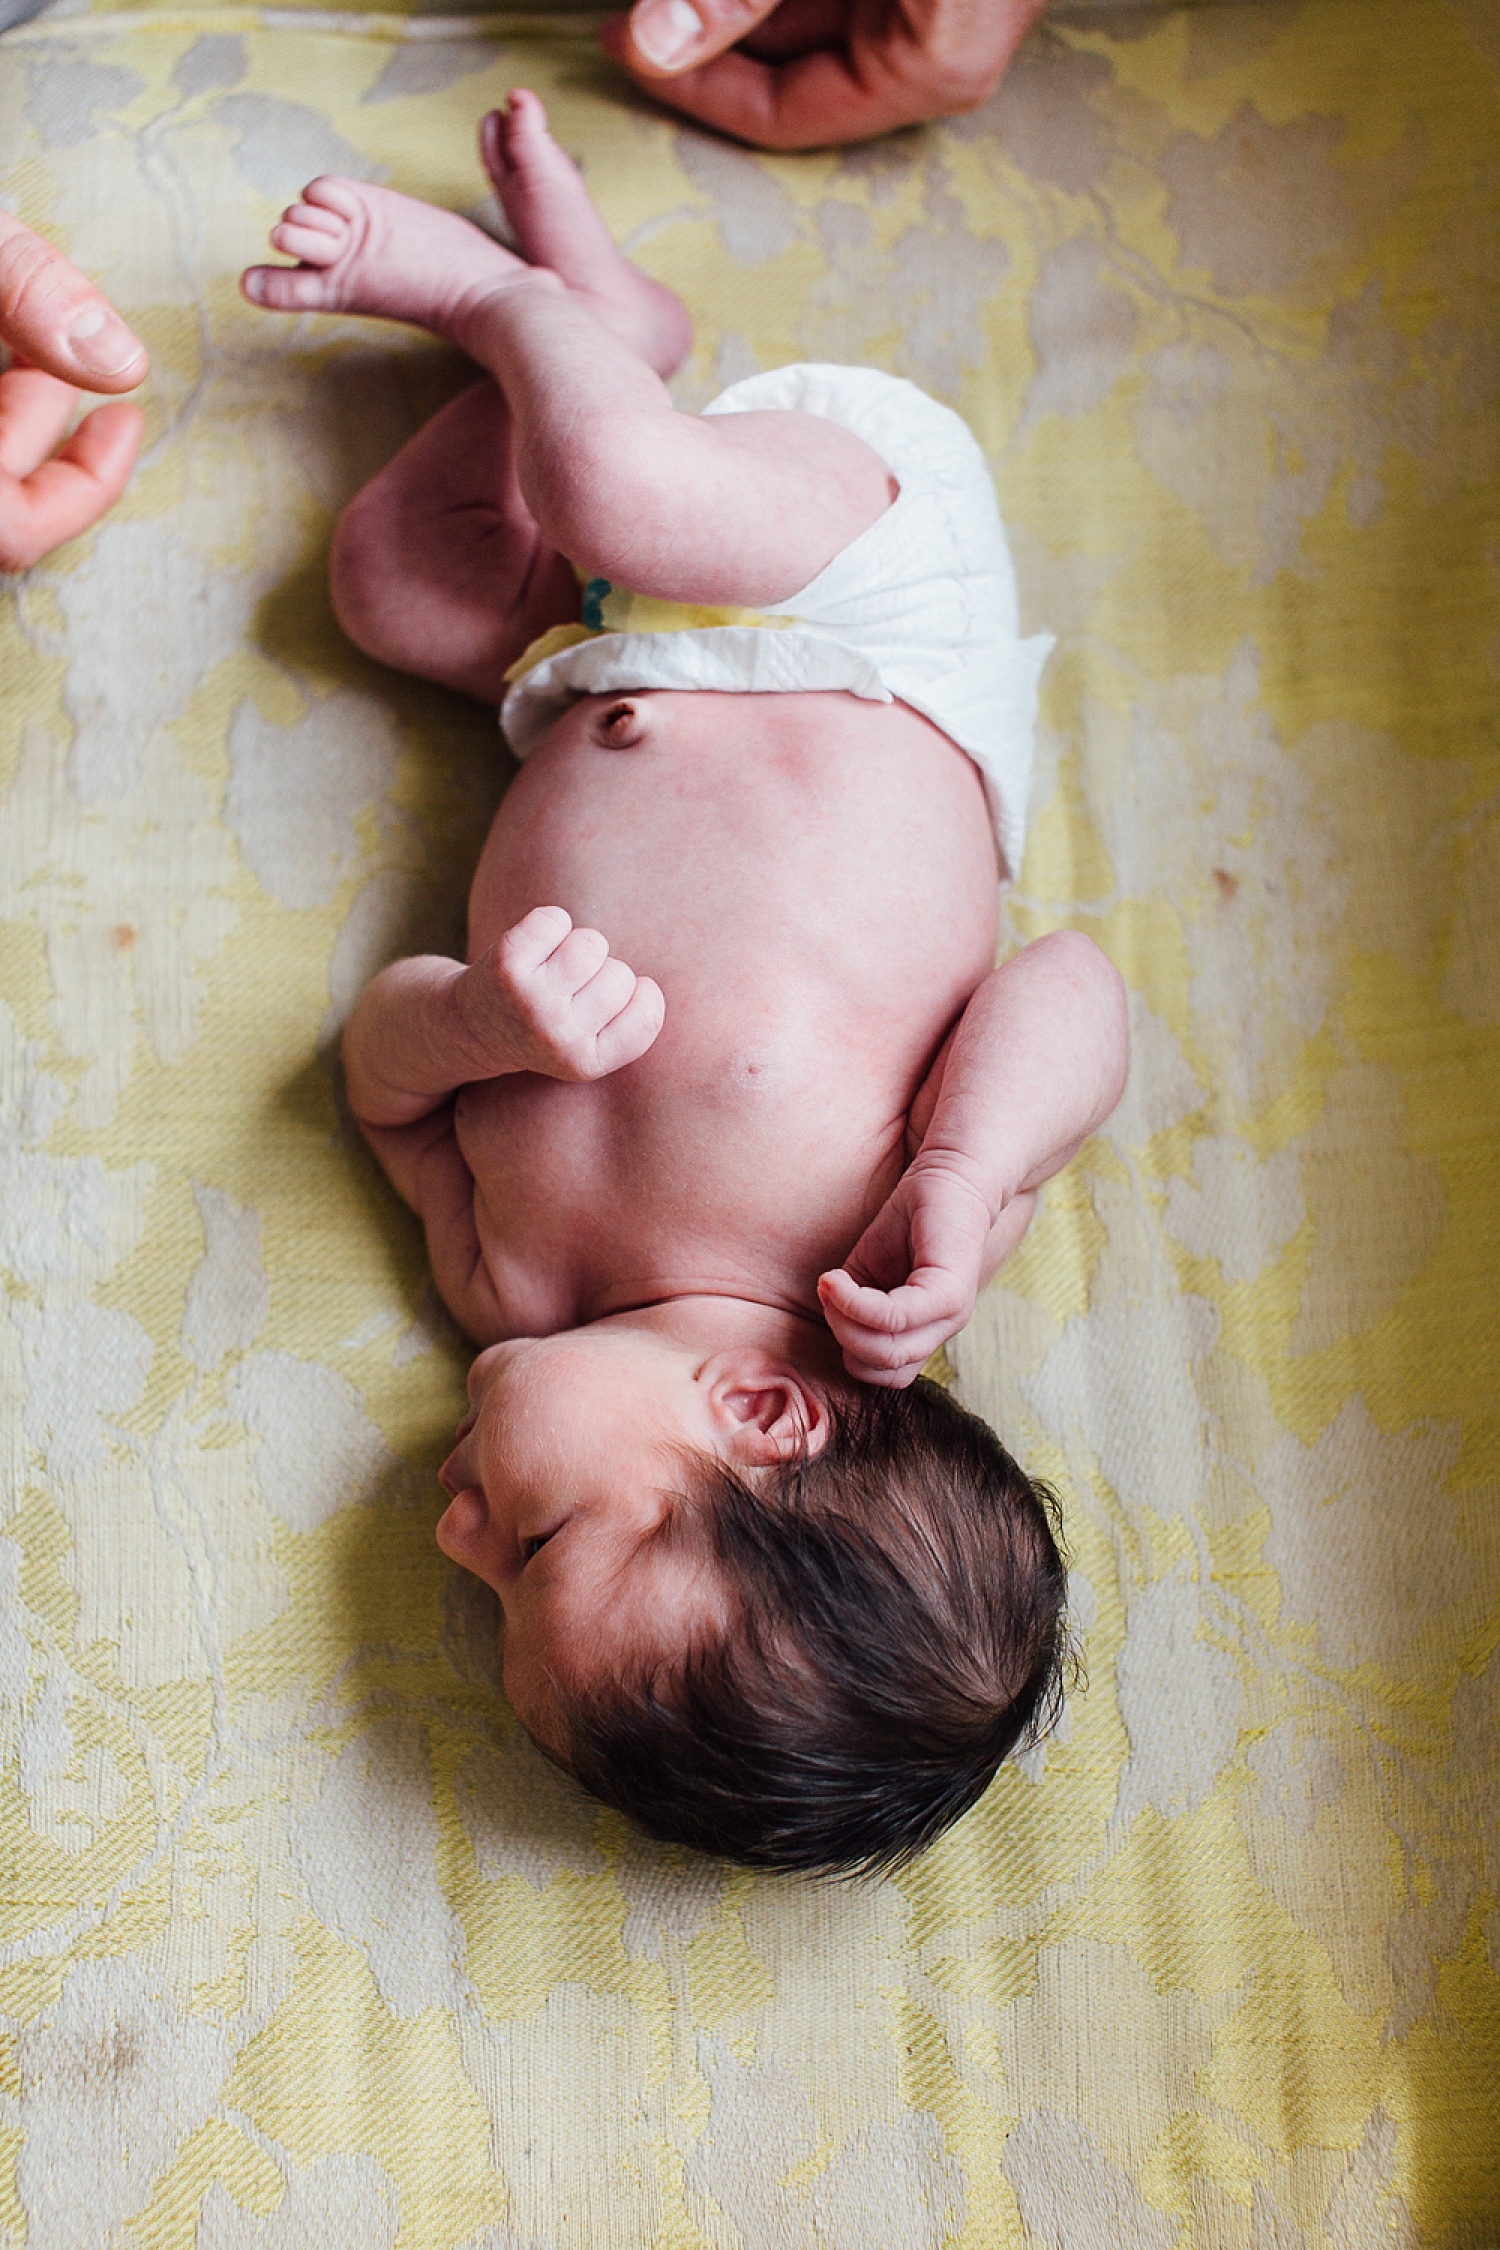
[581,578,611,630]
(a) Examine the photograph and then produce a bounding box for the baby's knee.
[328,483,403,664]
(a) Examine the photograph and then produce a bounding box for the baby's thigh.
[343,378,520,530]
[331,379,575,696]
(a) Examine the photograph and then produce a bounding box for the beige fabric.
[1,1,1498,2243]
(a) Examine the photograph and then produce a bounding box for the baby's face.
[435,1312,831,1752]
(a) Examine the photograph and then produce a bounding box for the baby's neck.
[582,1292,845,1381]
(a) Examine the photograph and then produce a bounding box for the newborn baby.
[243,95,1128,1873]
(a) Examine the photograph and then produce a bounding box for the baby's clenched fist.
[462,904,665,1080]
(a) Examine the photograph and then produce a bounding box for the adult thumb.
[609,0,785,78]
[0,215,147,392]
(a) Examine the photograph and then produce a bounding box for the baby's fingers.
[828,1315,946,1387]
[549,924,611,992]
[498,904,574,978]
[268,219,345,269]
[570,951,637,1033]
[818,1267,971,1385]
[591,975,665,1073]
[818,1265,967,1333]
[843,1350,931,1390]
[818,1304,950,1387]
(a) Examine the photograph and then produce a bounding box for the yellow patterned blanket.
[2,2,1497,2242]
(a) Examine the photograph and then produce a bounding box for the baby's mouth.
[437,1488,486,1543]
[438,1429,475,1497]
[438,1411,479,1492]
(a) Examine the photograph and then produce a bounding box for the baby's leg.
[243,97,893,619]
[245,94,691,697]
[476,97,690,379]
[328,378,575,702]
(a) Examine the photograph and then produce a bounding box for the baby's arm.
[819,931,1128,1386]
[343,906,664,1339]
[343,904,664,1131]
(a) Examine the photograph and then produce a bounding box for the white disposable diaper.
[500,364,1054,878]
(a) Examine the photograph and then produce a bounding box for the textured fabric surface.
[2,3,1498,2244]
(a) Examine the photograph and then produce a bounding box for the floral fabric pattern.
[1,2,1497,2242]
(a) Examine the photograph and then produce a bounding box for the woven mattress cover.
[1,1,1497,2242]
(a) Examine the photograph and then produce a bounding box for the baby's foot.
[481,90,691,378]
[241,176,545,346]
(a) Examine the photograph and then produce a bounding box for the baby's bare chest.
[454,1020,905,1326]
[455,692,998,1314]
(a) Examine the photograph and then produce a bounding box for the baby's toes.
[482,91,548,184]
[298,174,367,220]
[282,200,344,237]
[241,262,337,310]
[269,217,346,267]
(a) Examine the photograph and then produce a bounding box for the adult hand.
[602,0,1049,152]
[0,212,147,572]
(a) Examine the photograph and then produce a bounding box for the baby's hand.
[464,905,665,1080]
[818,1161,993,1388]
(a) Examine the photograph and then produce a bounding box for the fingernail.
[631,0,702,69]
[67,305,146,380]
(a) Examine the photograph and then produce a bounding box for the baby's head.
[438,1306,1070,1875]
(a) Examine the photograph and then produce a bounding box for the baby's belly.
[456,689,999,1327]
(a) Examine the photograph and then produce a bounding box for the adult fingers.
[607,0,786,83]
[608,0,1048,151]
[0,367,80,479]
[0,401,142,574]
[61,400,143,498]
[602,39,935,153]
[735,0,845,62]
[0,214,147,393]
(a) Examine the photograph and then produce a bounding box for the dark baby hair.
[555,1378,1072,1877]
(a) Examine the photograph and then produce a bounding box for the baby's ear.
[703,1354,833,1466]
